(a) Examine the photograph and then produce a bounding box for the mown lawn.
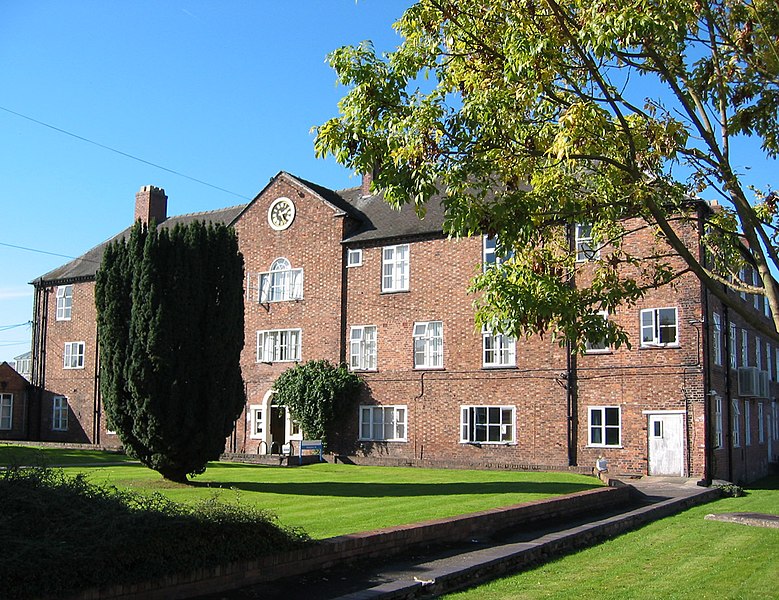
[0,445,600,539]
[445,475,779,600]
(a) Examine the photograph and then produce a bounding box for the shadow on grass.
[0,446,132,467]
[191,480,600,497]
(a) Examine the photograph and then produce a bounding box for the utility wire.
[0,105,252,201]
[0,241,78,261]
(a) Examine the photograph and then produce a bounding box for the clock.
[268,197,295,231]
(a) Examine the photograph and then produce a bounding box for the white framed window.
[347,248,363,267]
[732,399,741,448]
[742,330,749,367]
[460,405,515,444]
[589,406,621,447]
[249,404,264,440]
[52,396,68,431]
[359,405,407,441]
[739,267,748,301]
[767,344,773,381]
[758,402,765,444]
[714,395,723,449]
[575,223,599,262]
[350,325,377,371]
[586,310,610,353]
[773,401,779,442]
[730,323,738,368]
[56,285,73,321]
[258,258,303,303]
[745,400,752,446]
[483,235,514,270]
[63,342,85,369]
[640,308,678,347]
[482,328,516,367]
[756,336,763,370]
[712,313,722,366]
[413,321,443,369]
[256,329,301,363]
[754,270,761,310]
[382,244,409,292]
[0,394,12,430]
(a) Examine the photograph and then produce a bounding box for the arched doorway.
[250,390,302,454]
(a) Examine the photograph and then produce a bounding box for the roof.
[32,204,246,286]
[337,185,447,244]
[33,172,449,285]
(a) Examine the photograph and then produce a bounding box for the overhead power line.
[0,105,252,200]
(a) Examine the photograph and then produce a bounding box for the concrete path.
[197,477,720,600]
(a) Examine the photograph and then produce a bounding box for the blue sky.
[0,1,414,362]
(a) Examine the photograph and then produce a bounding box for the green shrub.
[0,466,309,599]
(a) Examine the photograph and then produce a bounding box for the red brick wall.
[0,363,29,440]
[232,175,348,452]
[36,282,100,444]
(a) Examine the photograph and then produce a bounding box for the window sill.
[584,349,612,355]
[359,439,408,443]
[380,289,410,295]
[639,343,680,349]
[460,441,517,446]
[414,367,445,371]
[482,365,517,370]
[586,444,623,449]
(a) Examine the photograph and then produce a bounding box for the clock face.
[268,197,295,230]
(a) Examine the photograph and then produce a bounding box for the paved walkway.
[195,477,720,600]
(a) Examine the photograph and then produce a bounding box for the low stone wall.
[61,485,629,600]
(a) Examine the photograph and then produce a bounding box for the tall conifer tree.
[95,220,245,482]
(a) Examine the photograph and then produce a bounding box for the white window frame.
[460,405,516,444]
[482,235,514,271]
[350,325,378,371]
[640,307,678,347]
[347,248,363,267]
[756,336,763,370]
[258,258,303,303]
[482,328,516,368]
[742,330,749,367]
[52,396,68,431]
[0,393,12,430]
[712,313,722,366]
[745,400,752,446]
[249,404,264,440]
[359,405,407,442]
[63,341,85,369]
[575,223,599,262]
[585,310,610,353]
[56,285,73,321]
[382,244,409,292]
[588,406,622,447]
[732,399,741,448]
[413,321,443,369]
[256,329,302,363]
[730,323,738,369]
[758,402,765,444]
[714,395,723,449]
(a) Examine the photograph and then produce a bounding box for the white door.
[648,413,684,476]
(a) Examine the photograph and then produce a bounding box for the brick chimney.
[134,185,168,224]
[361,165,381,198]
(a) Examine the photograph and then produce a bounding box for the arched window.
[259,258,303,302]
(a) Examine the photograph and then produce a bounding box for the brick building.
[23,172,779,483]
